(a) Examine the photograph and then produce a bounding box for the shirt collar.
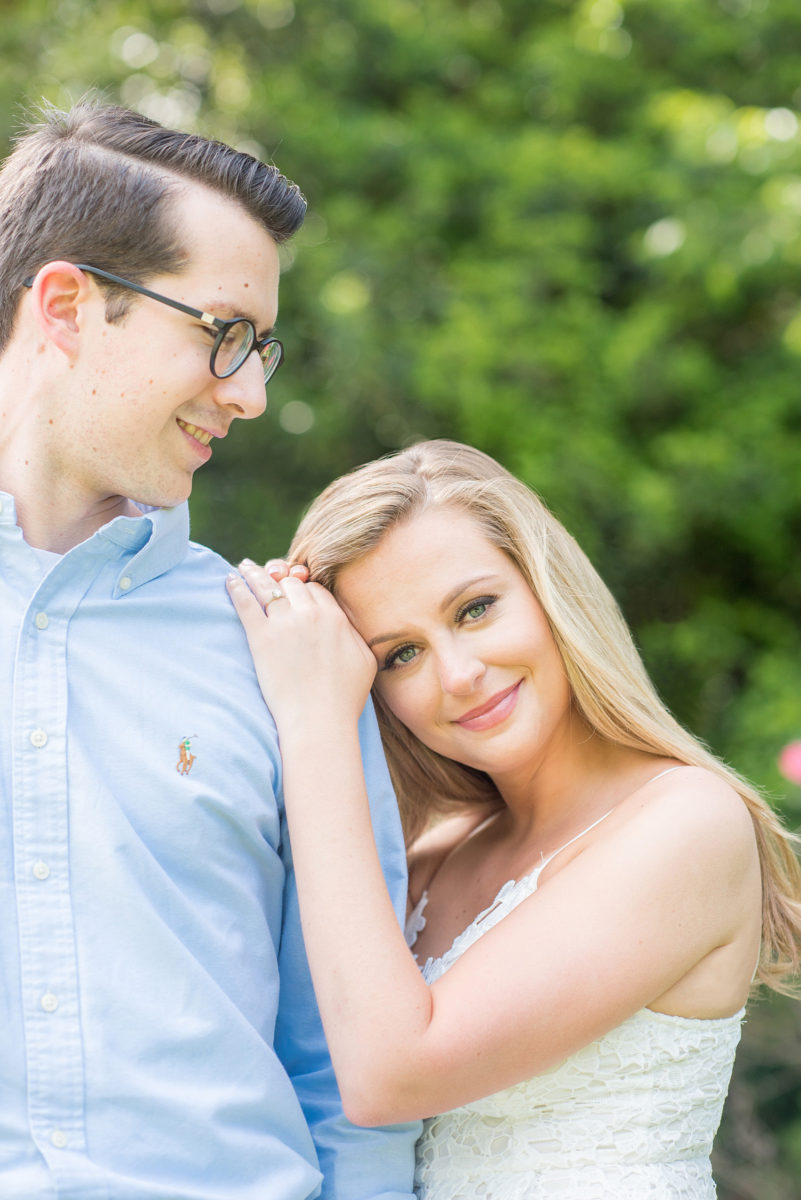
[0,491,190,592]
[96,502,191,592]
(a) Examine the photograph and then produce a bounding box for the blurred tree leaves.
[1,1,800,1192]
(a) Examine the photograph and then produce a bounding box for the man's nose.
[212,351,268,421]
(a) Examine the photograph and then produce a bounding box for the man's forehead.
[166,184,280,326]
[198,295,275,335]
[173,182,279,261]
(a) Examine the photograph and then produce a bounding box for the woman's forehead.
[335,508,518,626]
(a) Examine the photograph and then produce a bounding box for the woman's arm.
[227,567,759,1126]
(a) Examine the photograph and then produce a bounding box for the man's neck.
[3,485,142,554]
[0,353,147,552]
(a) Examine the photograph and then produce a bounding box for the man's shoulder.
[185,537,234,575]
[151,537,240,620]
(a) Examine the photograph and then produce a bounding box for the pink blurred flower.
[778,741,801,785]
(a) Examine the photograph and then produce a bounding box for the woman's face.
[335,505,578,792]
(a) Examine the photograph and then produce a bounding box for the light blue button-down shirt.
[0,492,419,1200]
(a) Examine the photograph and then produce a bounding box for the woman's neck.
[490,722,657,847]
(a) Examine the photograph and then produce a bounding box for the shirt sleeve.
[274,698,420,1200]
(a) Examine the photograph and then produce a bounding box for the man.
[0,101,417,1199]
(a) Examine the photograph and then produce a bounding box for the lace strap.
[537,764,686,871]
[537,807,615,871]
[405,891,429,949]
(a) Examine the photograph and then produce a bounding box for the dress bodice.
[405,813,743,1199]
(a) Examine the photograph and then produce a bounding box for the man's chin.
[131,483,193,512]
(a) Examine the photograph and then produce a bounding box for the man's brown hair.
[0,99,306,351]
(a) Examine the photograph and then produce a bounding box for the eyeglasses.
[23,264,284,384]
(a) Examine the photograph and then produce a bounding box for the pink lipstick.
[454,681,522,732]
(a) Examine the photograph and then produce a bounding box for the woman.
[227,440,801,1199]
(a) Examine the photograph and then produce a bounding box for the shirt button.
[119,576,132,591]
[34,612,49,630]
[41,992,59,1013]
[33,860,51,881]
[50,1129,68,1149]
[30,729,48,748]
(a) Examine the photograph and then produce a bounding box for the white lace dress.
[405,847,743,1199]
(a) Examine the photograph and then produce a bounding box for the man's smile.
[177,418,214,447]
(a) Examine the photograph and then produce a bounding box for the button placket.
[13,573,90,1169]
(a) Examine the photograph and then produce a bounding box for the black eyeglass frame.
[22,263,283,383]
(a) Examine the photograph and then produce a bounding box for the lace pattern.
[407,860,742,1199]
[404,892,428,953]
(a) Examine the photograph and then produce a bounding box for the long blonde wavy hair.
[289,439,801,994]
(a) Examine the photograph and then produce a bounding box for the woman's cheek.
[378,677,428,735]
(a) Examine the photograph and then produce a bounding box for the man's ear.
[26,262,95,361]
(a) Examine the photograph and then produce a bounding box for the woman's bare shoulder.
[645,764,752,827]
[407,809,493,904]
[620,763,758,875]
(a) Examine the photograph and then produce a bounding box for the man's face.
[48,184,280,511]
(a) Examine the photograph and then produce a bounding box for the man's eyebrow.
[201,299,275,338]
[366,574,501,648]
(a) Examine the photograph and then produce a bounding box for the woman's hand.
[226,560,377,733]
[263,557,310,584]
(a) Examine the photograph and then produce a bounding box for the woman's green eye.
[457,594,497,623]
[381,644,419,671]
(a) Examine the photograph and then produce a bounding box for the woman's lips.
[454,681,522,731]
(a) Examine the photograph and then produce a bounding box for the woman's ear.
[26,261,94,361]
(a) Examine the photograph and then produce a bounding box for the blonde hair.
[289,439,801,995]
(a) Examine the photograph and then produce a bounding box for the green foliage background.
[1,0,799,1192]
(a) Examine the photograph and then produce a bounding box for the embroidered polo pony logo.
[176,735,197,776]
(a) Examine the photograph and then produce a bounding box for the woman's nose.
[436,644,486,696]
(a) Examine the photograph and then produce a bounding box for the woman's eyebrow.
[438,574,500,612]
[366,575,501,648]
[367,630,407,649]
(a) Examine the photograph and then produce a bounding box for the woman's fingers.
[225,571,271,631]
[237,560,294,611]
[227,568,376,718]
[264,558,289,580]
[262,558,311,583]
[239,562,285,610]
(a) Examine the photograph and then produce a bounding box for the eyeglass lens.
[257,340,283,381]
[213,320,281,382]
